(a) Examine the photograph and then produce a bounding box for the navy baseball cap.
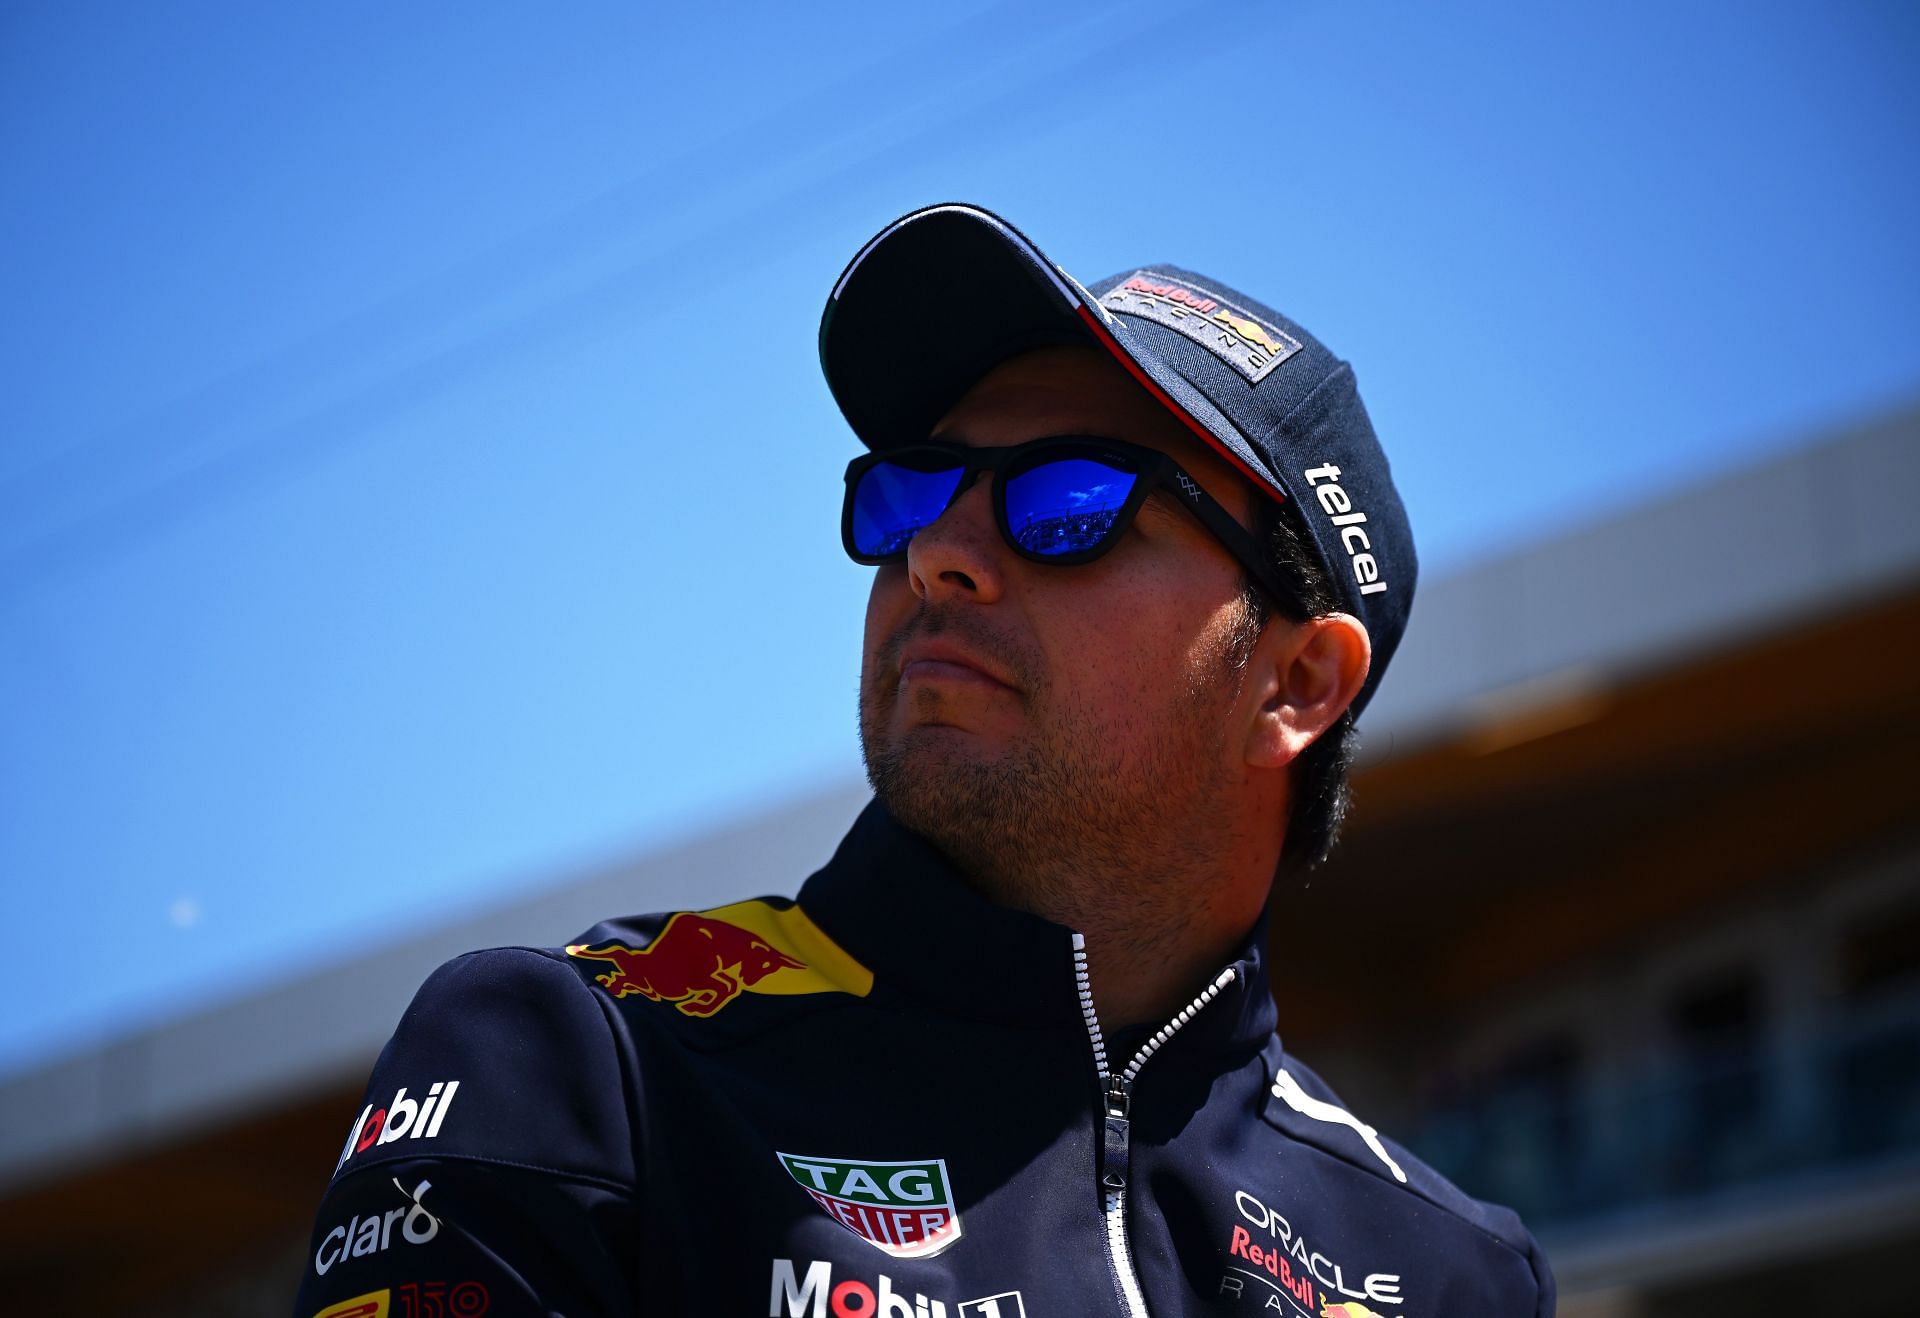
[819,202,1416,719]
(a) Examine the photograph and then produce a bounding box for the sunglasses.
[841,435,1291,604]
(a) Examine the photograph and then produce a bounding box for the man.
[294,204,1554,1318]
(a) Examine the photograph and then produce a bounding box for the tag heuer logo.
[777,1152,963,1259]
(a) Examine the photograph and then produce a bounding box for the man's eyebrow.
[1133,484,1195,527]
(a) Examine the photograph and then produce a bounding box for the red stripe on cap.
[1074,305,1286,505]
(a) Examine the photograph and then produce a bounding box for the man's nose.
[904,475,1007,604]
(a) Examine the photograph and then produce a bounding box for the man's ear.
[1244,613,1371,769]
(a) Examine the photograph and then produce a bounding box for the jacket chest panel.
[1145,1166,1416,1318]
[632,1016,1130,1314]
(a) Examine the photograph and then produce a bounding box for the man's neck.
[876,776,1287,1029]
[960,851,1273,1031]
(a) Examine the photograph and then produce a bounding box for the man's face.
[858,345,1270,900]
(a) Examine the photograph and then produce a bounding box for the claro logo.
[334,1080,460,1174]
[315,1179,439,1276]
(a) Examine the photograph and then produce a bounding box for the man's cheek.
[860,614,894,691]
[862,570,912,659]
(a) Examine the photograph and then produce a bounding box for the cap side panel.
[1073,306,1286,506]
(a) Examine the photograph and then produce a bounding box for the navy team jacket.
[294,802,1554,1318]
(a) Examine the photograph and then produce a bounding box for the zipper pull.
[1101,1079,1131,1191]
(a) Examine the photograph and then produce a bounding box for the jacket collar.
[799,799,1278,1057]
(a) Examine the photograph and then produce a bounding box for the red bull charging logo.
[1210,308,1291,361]
[569,916,803,1016]
[567,900,872,1017]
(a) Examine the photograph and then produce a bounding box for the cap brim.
[820,204,1288,503]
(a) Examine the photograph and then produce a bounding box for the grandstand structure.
[3,401,1916,1316]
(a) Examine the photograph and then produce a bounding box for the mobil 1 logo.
[334,1079,461,1176]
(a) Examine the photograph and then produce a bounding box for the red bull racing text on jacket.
[294,802,1554,1318]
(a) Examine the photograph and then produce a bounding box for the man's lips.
[897,639,1016,691]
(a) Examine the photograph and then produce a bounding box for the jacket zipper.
[1072,932,1237,1318]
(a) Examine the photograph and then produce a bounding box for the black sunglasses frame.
[841,435,1293,606]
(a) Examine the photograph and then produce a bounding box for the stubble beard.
[859,602,1253,950]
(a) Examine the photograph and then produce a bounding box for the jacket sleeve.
[292,948,641,1318]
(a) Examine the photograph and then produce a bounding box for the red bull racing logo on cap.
[1103,270,1302,384]
[777,1152,964,1259]
[566,900,872,1018]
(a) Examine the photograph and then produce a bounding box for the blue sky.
[3,1,1917,1079]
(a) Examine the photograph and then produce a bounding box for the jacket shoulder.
[1261,1049,1556,1316]
[328,945,636,1190]
[298,948,642,1316]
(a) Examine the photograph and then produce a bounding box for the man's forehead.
[930,346,1254,498]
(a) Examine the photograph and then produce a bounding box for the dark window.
[1665,967,1765,1192]
[1839,896,1920,1002]
[1418,1034,1585,1222]
[1832,895,1920,1159]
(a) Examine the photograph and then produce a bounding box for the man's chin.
[864,698,1014,759]
[862,731,1027,823]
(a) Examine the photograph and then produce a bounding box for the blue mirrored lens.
[851,461,966,558]
[1005,459,1137,557]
